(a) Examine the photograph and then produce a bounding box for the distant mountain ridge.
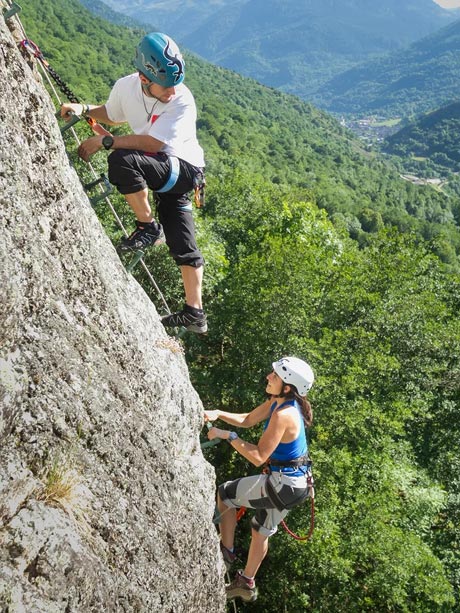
[315,18,460,117]
[79,0,144,28]
[98,0,458,100]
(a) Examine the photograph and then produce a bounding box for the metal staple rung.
[3,2,21,20]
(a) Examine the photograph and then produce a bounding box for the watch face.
[103,136,113,149]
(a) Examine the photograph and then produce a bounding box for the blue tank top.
[264,400,308,473]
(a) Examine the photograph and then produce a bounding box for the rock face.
[0,9,225,612]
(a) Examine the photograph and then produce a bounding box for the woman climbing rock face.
[204,356,314,603]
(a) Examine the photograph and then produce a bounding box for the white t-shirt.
[105,73,205,168]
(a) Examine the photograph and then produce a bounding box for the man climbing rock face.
[61,32,207,334]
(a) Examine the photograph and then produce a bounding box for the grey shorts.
[219,472,309,537]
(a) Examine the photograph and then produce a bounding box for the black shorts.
[107,150,204,267]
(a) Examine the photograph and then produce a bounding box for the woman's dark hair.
[283,385,313,427]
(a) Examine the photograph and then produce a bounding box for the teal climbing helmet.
[134,32,185,87]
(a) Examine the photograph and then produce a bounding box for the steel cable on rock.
[6,6,171,315]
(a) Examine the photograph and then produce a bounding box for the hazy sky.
[433,0,460,7]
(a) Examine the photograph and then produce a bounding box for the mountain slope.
[7,5,460,611]
[20,0,460,261]
[315,18,460,117]
[383,101,460,175]
[96,0,458,98]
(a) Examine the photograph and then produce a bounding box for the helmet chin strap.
[272,384,291,399]
[141,81,153,95]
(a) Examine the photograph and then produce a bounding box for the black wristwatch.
[227,431,239,444]
[102,135,114,150]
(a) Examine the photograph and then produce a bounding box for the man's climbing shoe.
[220,543,237,571]
[161,305,208,334]
[226,570,257,603]
[118,221,165,252]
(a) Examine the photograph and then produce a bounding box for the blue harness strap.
[156,156,180,193]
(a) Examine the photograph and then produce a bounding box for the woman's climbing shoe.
[220,543,237,571]
[225,570,257,602]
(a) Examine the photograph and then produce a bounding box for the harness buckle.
[193,170,205,208]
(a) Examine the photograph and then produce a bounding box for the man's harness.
[156,156,206,208]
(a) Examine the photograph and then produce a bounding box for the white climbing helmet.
[272,357,314,397]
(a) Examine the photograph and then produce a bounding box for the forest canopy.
[17,1,460,610]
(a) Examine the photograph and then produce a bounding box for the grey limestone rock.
[0,7,225,612]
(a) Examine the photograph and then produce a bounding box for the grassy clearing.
[373,118,402,127]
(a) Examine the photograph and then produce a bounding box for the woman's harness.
[265,457,314,511]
